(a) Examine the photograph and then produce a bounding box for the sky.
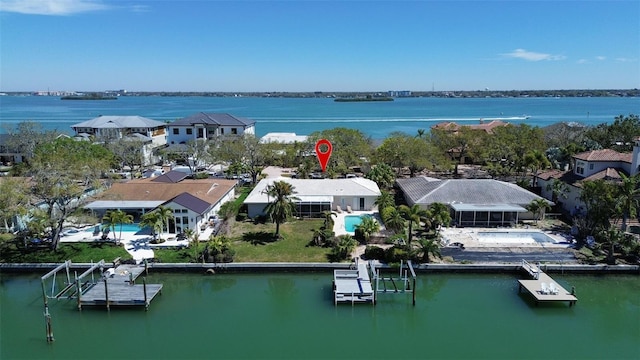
[0,0,639,92]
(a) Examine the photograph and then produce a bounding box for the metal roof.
[168,192,211,214]
[71,116,166,129]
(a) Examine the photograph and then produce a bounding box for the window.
[186,128,193,135]
[231,128,238,135]
[589,163,594,170]
[220,128,225,135]
[173,128,179,135]
[183,216,189,224]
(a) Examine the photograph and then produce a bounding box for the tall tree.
[155,206,174,235]
[102,209,133,244]
[431,125,485,176]
[140,210,163,241]
[264,181,299,239]
[374,190,395,211]
[210,135,266,184]
[525,199,551,225]
[308,128,373,175]
[0,177,30,231]
[523,149,550,187]
[30,137,112,250]
[614,173,640,232]
[399,204,427,244]
[427,202,451,233]
[365,163,396,190]
[381,207,406,234]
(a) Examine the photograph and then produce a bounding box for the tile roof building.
[85,172,238,234]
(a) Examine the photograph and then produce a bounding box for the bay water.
[1,96,638,139]
[1,272,638,359]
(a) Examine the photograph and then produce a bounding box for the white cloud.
[577,59,589,64]
[596,56,606,61]
[616,57,637,63]
[501,49,566,61]
[0,0,109,15]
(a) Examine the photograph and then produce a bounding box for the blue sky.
[1,0,638,92]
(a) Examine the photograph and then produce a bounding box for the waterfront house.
[244,177,381,218]
[84,171,237,234]
[167,113,256,145]
[0,134,23,165]
[70,115,168,165]
[260,132,308,144]
[396,176,551,227]
[536,138,640,215]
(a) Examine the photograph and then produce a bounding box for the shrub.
[363,246,385,260]
[236,212,248,221]
[384,245,410,263]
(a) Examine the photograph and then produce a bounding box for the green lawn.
[0,239,131,263]
[0,218,333,263]
[230,219,332,262]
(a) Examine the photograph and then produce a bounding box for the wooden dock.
[41,259,163,311]
[518,260,577,307]
[79,262,163,310]
[333,261,374,305]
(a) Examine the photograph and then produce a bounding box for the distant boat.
[61,93,117,100]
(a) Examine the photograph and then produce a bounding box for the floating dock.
[518,260,577,307]
[333,261,374,305]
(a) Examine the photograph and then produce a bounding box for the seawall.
[1,262,638,274]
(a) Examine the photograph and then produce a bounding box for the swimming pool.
[476,231,557,244]
[344,215,372,232]
[87,223,147,233]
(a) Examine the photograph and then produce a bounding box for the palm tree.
[525,198,551,225]
[140,211,163,241]
[415,237,442,263]
[615,173,640,232]
[155,205,174,235]
[374,190,395,210]
[600,226,625,265]
[383,208,406,234]
[321,210,337,230]
[546,178,569,207]
[331,235,357,261]
[428,202,451,233]
[399,204,426,244]
[264,180,298,239]
[355,216,380,243]
[102,209,133,244]
[416,128,426,139]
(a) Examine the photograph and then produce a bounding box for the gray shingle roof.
[152,170,188,183]
[71,115,166,129]
[396,176,546,206]
[169,192,210,214]
[170,113,255,127]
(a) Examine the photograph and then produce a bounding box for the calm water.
[1,272,638,359]
[1,96,638,139]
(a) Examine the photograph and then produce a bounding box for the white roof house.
[244,177,381,218]
[260,132,308,144]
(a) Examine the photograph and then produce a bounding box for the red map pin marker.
[315,139,332,172]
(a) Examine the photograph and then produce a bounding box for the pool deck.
[334,211,383,236]
[440,227,573,249]
[58,224,215,263]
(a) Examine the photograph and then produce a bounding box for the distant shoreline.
[5,89,639,99]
